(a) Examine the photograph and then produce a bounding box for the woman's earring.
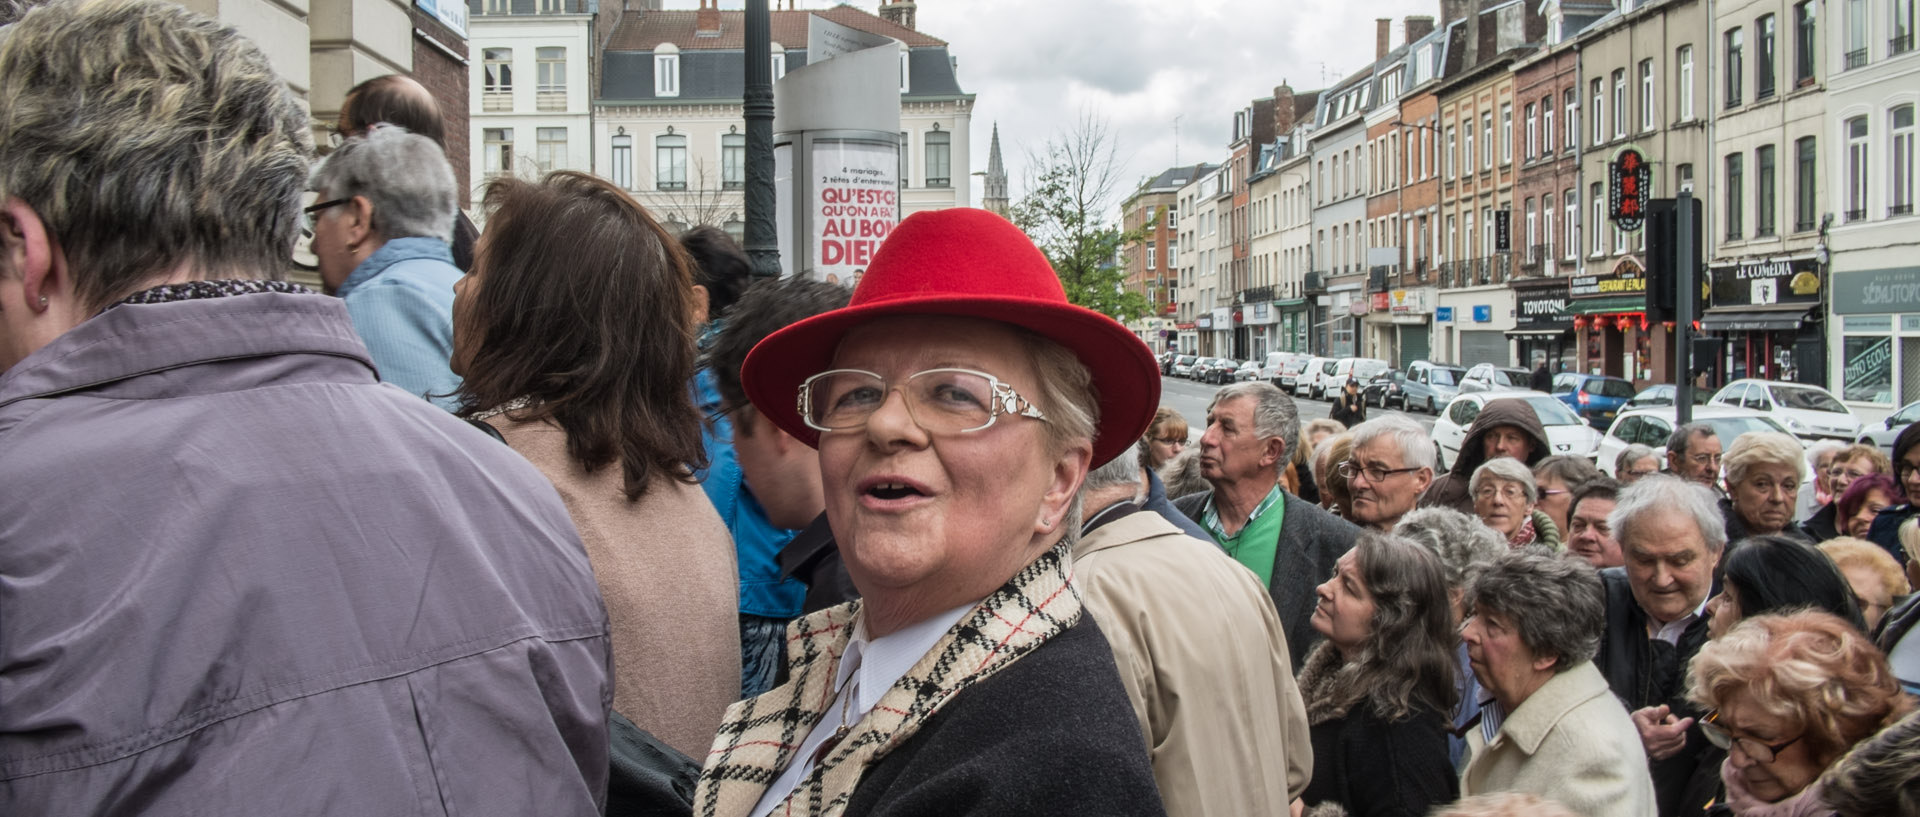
[38,296,48,308]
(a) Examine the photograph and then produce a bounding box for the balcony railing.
[1412,257,1429,282]
[1520,244,1547,271]
[1893,34,1915,55]
[482,91,512,112]
[1894,203,1915,217]
[1846,48,1870,69]
[535,89,566,112]
[1846,208,1868,222]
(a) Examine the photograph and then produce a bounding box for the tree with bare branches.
[1009,109,1148,322]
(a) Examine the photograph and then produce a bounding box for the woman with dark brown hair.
[451,171,740,759]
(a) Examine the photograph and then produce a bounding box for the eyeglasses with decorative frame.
[799,368,1048,434]
[1698,709,1803,764]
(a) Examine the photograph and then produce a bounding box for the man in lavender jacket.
[0,2,612,814]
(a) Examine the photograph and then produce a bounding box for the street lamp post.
[743,0,778,278]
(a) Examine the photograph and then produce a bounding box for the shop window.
[1843,335,1895,402]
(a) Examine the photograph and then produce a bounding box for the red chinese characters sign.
[1609,148,1651,232]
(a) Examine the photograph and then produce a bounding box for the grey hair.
[0,0,313,314]
[1807,439,1848,470]
[312,126,458,242]
[1083,446,1143,492]
[1724,430,1808,487]
[1393,506,1506,589]
[1020,330,1100,546]
[1610,473,1729,555]
[1470,457,1539,504]
[1667,422,1718,461]
[1210,382,1299,464]
[1616,443,1658,474]
[1533,454,1601,492]
[1348,415,1436,471]
[1465,549,1606,672]
[1160,447,1211,500]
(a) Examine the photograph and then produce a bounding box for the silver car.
[1858,400,1920,456]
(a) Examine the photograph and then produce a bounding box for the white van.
[1325,358,1391,399]
[1298,357,1337,399]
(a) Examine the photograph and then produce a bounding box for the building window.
[1543,192,1555,257]
[1146,244,1157,270]
[771,51,786,81]
[484,0,505,13]
[655,133,687,190]
[1543,97,1555,154]
[483,48,512,112]
[1590,182,1604,255]
[536,47,566,112]
[1525,197,1538,251]
[899,49,910,93]
[1639,60,1656,131]
[483,128,513,176]
[535,127,567,172]
[1612,69,1626,137]
[721,133,745,190]
[1795,136,1817,230]
[1846,0,1869,67]
[1566,88,1579,148]
[1591,79,1605,145]
[1725,28,1744,107]
[1848,116,1870,220]
[899,131,909,186]
[1894,105,1915,216]
[539,0,561,12]
[1525,103,1538,159]
[1757,14,1777,100]
[1757,144,1777,236]
[1794,2,1817,85]
[1677,46,1695,121]
[610,134,633,189]
[1726,152,1745,239]
[1482,112,1493,170]
[924,129,951,188]
[1168,239,1179,267]
[1564,188,1578,259]
[655,53,680,97]
[1897,0,1917,56]
[1466,211,1476,259]
[1678,162,1695,193]
[1501,103,1513,165]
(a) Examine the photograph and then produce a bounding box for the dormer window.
[899,49,910,93]
[655,47,680,97]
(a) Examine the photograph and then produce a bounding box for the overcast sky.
[670,0,1440,216]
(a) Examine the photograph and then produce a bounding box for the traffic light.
[1643,196,1702,327]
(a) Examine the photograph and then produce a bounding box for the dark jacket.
[1174,489,1361,669]
[1594,568,1719,817]
[1419,398,1552,514]
[1801,502,1841,543]
[1876,593,1920,664]
[1721,496,1814,545]
[843,616,1168,817]
[1530,365,1553,392]
[778,513,860,617]
[1868,503,1916,566]
[1330,387,1366,427]
[1145,468,1213,540]
[1301,706,1457,817]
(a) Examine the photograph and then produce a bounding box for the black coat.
[1301,706,1457,817]
[1595,568,1720,817]
[1330,388,1366,427]
[844,615,1168,817]
[1173,489,1360,670]
[1801,502,1842,543]
[778,513,859,617]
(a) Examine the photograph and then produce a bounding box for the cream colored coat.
[1461,660,1657,817]
[1071,509,1313,817]
[487,415,741,758]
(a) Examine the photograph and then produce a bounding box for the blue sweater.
[337,237,464,411]
[693,368,805,619]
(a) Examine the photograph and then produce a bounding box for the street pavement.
[1156,376,1440,442]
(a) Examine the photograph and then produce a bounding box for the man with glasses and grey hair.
[1174,381,1358,668]
[1665,422,1724,494]
[309,125,464,409]
[1343,416,1437,531]
[0,1,610,813]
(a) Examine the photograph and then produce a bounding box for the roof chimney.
[695,0,721,36]
[1377,18,1392,60]
[1439,0,1468,26]
[879,0,918,31]
[1274,83,1296,135]
[1405,15,1434,44]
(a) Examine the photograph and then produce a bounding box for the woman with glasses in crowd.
[1803,445,1890,542]
[1615,444,1662,485]
[1135,407,1211,539]
[1296,532,1460,817]
[1687,610,1912,816]
[449,171,739,759]
[1469,458,1561,550]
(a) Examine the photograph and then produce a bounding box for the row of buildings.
[1121,0,1920,420]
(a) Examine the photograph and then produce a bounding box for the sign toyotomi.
[1514,281,1574,330]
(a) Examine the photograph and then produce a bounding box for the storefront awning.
[1563,296,1645,316]
[1506,327,1573,337]
[1700,306,1813,332]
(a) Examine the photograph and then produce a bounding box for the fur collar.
[1296,641,1367,726]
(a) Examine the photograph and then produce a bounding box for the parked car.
[1195,357,1234,384]
[1325,358,1390,401]
[1390,361,1467,414]
[1296,357,1337,398]
[1189,357,1222,382]
[1457,363,1533,394]
[1277,356,1315,393]
[1550,373,1638,430]
[1593,405,1795,478]
[1157,351,1176,375]
[1260,352,1302,384]
[1624,383,1715,409]
[1432,391,1604,471]
[1707,379,1863,443]
[1170,354,1199,378]
[1233,360,1261,382]
[1206,357,1244,384]
[1858,400,1920,456]
[1362,369,1401,407]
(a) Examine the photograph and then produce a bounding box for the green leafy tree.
[1009,111,1149,322]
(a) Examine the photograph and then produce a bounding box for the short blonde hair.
[1835,444,1893,478]
[1434,793,1582,817]
[1147,406,1188,442]
[1724,431,1808,488]
[1819,537,1912,599]
[1689,611,1913,765]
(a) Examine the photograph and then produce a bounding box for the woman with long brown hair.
[451,171,739,758]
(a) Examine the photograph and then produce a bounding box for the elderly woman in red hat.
[694,209,1167,817]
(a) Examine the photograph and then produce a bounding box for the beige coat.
[488,415,740,758]
[1462,660,1656,817]
[1071,509,1313,816]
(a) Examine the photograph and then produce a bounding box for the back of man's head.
[680,226,753,320]
[0,0,312,314]
[708,275,850,428]
[339,74,444,148]
[312,127,457,243]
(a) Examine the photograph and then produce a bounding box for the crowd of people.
[3,1,1920,816]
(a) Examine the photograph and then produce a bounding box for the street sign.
[1494,209,1511,252]
[1609,148,1651,232]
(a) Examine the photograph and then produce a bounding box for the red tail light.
[1577,391,1590,405]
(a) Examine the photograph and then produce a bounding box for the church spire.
[983,122,1008,217]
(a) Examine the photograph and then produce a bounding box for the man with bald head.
[335,74,478,271]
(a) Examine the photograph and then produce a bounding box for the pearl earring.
[38,296,48,307]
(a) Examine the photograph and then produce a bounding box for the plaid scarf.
[694,542,1083,817]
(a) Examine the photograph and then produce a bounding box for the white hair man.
[309,125,464,409]
[1343,416,1438,532]
[1073,453,1312,816]
[1174,381,1359,668]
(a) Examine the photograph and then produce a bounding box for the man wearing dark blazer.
[1174,382,1360,669]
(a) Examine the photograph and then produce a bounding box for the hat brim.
[741,293,1162,468]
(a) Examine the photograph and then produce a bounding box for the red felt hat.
[740,207,1161,467]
